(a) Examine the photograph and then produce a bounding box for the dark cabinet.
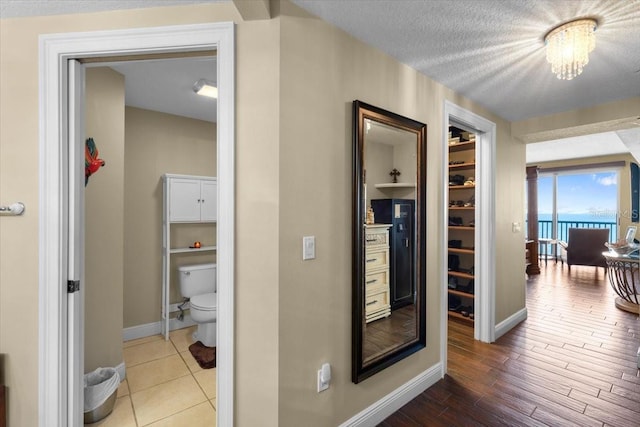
[371,199,415,310]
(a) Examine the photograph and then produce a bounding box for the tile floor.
[91,326,216,426]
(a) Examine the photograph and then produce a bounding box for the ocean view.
[530,213,617,242]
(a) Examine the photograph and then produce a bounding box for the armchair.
[558,228,609,272]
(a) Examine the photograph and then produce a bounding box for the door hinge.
[67,280,80,293]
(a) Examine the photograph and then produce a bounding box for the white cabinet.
[162,174,217,339]
[169,177,217,222]
[364,224,392,323]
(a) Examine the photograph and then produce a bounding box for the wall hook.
[0,202,25,216]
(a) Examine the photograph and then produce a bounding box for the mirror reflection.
[353,101,426,383]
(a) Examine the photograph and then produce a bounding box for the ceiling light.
[545,18,597,80]
[193,79,218,98]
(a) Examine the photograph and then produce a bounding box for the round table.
[603,252,640,314]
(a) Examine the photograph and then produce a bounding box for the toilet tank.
[178,263,216,297]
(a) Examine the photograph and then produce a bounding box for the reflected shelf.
[448,270,474,279]
[374,182,416,189]
[448,289,475,298]
[448,247,474,255]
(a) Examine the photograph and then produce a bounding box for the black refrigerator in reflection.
[371,198,415,310]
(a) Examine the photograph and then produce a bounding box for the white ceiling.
[107,57,217,123]
[2,0,639,161]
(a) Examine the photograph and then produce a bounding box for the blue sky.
[538,172,618,218]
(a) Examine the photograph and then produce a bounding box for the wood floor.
[380,263,640,426]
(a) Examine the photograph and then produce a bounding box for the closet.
[447,127,476,324]
[162,174,217,339]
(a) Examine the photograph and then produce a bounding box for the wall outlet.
[317,363,331,392]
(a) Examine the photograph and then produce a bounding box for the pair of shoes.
[464,195,475,207]
[460,305,474,318]
[449,239,462,248]
[449,217,463,226]
[448,160,464,165]
[449,200,465,207]
[448,294,462,311]
[448,277,459,289]
[449,174,465,185]
[458,279,474,294]
[448,254,460,271]
[464,177,475,186]
[469,220,475,227]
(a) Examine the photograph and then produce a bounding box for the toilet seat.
[190,292,217,311]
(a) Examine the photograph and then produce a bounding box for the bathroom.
[83,56,219,424]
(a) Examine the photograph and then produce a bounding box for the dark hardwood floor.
[380,263,640,426]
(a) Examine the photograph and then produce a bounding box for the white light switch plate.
[303,236,315,260]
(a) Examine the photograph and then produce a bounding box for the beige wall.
[123,106,216,328]
[84,67,126,372]
[1,1,630,426]
[276,8,524,424]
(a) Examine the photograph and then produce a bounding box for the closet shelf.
[448,247,474,255]
[448,310,474,322]
[449,184,475,190]
[448,141,476,152]
[170,246,217,254]
[449,206,475,210]
[448,225,475,231]
[448,289,475,298]
[449,162,476,170]
[448,270,474,280]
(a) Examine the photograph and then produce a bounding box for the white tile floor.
[90,326,216,426]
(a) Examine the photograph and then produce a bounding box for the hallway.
[381,263,640,426]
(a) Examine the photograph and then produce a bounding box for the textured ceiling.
[3,0,639,162]
[0,0,219,18]
[291,0,640,122]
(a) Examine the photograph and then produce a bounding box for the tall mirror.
[352,100,427,383]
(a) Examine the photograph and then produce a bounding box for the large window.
[538,169,619,242]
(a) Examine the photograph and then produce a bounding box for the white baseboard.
[339,362,443,427]
[123,315,197,342]
[495,307,527,340]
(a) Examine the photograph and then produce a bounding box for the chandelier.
[545,19,597,80]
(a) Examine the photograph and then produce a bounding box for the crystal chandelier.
[545,19,597,80]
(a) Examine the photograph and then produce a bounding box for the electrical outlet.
[317,363,330,392]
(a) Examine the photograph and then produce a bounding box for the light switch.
[303,236,315,260]
[512,222,521,233]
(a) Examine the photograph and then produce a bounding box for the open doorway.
[441,101,496,375]
[38,23,234,426]
[83,55,218,424]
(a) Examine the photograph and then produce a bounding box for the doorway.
[38,23,234,426]
[441,101,496,375]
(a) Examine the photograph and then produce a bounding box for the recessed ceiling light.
[193,79,218,98]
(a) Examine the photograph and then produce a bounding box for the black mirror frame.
[352,100,427,383]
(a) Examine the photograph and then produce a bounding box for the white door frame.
[38,23,235,426]
[440,101,496,374]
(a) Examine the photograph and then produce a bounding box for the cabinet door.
[200,180,217,221]
[169,179,201,222]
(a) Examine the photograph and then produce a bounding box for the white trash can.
[83,367,119,424]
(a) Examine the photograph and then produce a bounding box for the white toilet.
[178,263,217,347]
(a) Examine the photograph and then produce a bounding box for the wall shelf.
[169,246,217,254]
[374,182,416,189]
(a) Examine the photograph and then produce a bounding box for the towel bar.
[0,202,25,216]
